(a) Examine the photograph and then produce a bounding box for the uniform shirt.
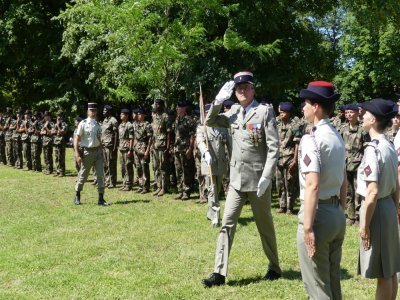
[277,116,301,160]
[134,121,152,155]
[341,122,370,172]
[151,113,170,149]
[53,121,68,145]
[118,121,134,151]
[356,135,398,198]
[173,115,196,152]
[76,117,102,148]
[101,116,119,147]
[298,118,345,200]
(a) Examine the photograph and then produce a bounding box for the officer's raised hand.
[215,81,235,105]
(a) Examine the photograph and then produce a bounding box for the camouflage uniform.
[133,120,153,192]
[119,121,134,189]
[101,116,119,187]
[0,115,7,164]
[342,122,370,222]
[385,126,398,144]
[53,120,68,176]
[21,118,32,170]
[4,116,14,166]
[151,111,171,194]
[173,114,196,198]
[29,119,42,172]
[12,117,24,169]
[132,120,143,187]
[276,116,301,212]
[41,120,54,174]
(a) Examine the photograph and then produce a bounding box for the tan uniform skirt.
[358,195,400,278]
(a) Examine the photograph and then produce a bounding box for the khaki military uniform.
[205,100,281,277]
[101,116,119,187]
[29,119,42,172]
[119,121,134,189]
[21,119,32,170]
[41,121,54,174]
[151,112,171,192]
[4,116,14,166]
[173,115,196,197]
[133,121,153,191]
[0,116,7,164]
[297,119,346,299]
[75,118,105,194]
[53,121,68,176]
[276,116,301,212]
[341,122,370,222]
[196,125,228,226]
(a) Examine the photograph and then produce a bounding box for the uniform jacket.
[206,100,279,192]
[196,125,228,176]
[101,116,119,147]
[152,112,170,149]
[118,121,134,151]
[342,122,370,172]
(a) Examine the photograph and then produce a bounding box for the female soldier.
[357,98,400,300]
[297,81,347,299]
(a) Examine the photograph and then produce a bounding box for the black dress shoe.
[202,273,225,288]
[74,192,81,205]
[264,269,281,281]
[98,194,109,206]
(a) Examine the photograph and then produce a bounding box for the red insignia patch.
[303,154,311,166]
[364,165,372,177]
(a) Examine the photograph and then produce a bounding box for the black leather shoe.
[98,194,109,206]
[264,269,281,281]
[202,273,225,288]
[74,192,81,205]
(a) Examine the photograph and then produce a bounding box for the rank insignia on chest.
[248,123,261,132]
[364,165,372,177]
[303,154,311,166]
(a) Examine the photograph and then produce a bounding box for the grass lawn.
[0,148,376,299]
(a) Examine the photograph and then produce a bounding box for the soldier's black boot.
[264,269,281,281]
[202,273,225,288]
[74,191,81,205]
[98,194,109,206]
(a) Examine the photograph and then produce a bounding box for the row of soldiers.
[0,108,68,176]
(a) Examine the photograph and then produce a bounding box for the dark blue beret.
[177,101,187,107]
[75,116,83,122]
[204,104,212,112]
[155,99,165,105]
[136,108,145,114]
[103,105,112,111]
[338,104,345,111]
[279,102,293,112]
[223,100,234,108]
[44,111,51,116]
[345,104,359,111]
[121,108,130,114]
[360,98,398,120]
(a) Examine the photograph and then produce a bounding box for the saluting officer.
[74,103,108,206]
[202,71,281,287]
[297,81,346,299]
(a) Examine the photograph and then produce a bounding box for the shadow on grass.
[113,199,151,205]
[341,268,352,280]
[227,275,264,286]
[237,216,254,226]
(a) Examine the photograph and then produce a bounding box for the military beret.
[154,99,165,105]
[168,109,175,116]
[121,108,130,114]
[301,101,305,109]
[151,108,156,113]
[234,71,254,85]
[16,108,23,114]
[223,100,234,108]
[360,98,398,120]
[75,116,83,122]
[136,108,145,114]
[338,104,345,111]
[34,111,42,117]
[279,102,293,112]
[88,103,97,110]
[204,104,212,113]
[44,111,51,117]
[300,81,340,103]
[345,104,359,111]
[103,104,112,111]
[24,110,32,115]
[177,101,187,107]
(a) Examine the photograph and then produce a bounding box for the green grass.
[0,149,376,299]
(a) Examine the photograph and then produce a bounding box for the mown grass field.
[0,148,376,299]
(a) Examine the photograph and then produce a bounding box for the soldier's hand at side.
[304,229,316,257]
[75,154,82,166]
[215,81,235,105]
[288,160,297,173]
[359,227,371,251]
[256,177,271,197]
[204,151,212,165]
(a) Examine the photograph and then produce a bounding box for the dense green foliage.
[1,0,400,112]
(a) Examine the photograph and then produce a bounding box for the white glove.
[257,177,271,197]
[215,81,235,105]
[204,151,212,165]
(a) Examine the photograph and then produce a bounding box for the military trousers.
[206,175,223,225]
[136,153,151,190]
[13,139,23,168]
[0,136,7,164]
[133,151,143,186]
[196,155,207,200]
[42,143,53,173]
[102,146,118,186]
[31,142,42,172]
[5,139,14,166]
[75,147,105,194]
[54,144,66,175]
[174,151,195,195]
[346,171,361,221]
[154,148,170,191]
[119,150,133,188]
[297,199,346,300]
[276,158,298,210]
[213,184,281,277]
[22,140,32,170]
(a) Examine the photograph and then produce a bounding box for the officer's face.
[88,109,97,119]
[235,83,254,106]
[303,100,316,122]
[362,111,375,131]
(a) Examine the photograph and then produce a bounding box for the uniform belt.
[318,195,339,204]
[83,146,100,150]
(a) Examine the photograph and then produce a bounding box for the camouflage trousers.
[135,153,150,190]
[174,151,195,195]
[54,144,66,175]
[0,136,6,164]
[153,148,170,191]
[13,139,23,169]
[276,158,299,210]
[31,142,42,172]
[346,170,361,221]
[42,143,53,173]
[120,150,133,188]
[133,151,143,186]
[22,140,32,170]
[102,146,118,186]
[5,139,14,166]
